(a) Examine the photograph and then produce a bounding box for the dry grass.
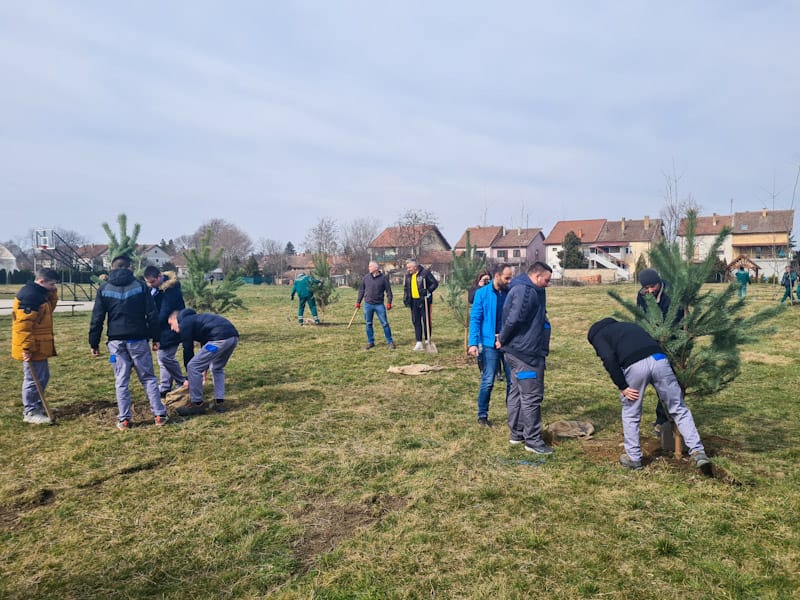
[0,282,798,599]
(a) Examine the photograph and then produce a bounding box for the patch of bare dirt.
[578,434,743,484]
[0,488,55,531]
[291,494,408,574]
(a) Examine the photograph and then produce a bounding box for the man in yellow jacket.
[11,268,60,424]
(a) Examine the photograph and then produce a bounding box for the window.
[496,250,507,258]
[513,249,521,258]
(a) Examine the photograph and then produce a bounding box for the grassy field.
[1,282,798,599]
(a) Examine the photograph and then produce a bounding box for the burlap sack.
[546,420,595,439]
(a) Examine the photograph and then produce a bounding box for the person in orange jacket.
[11,268,60,424]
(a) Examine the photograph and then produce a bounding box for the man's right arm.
[88,296,105,351]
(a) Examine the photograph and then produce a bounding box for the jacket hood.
[177,308,197,322]
[159,271,180,291]
[108,268,135,286]
[587,318,617,343]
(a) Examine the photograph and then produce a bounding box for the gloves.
[426,293,432,300]
[355,303,361,309]
[290,294,295,301]
[386,303,392,310]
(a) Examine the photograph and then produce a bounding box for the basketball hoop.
[33,229,56,251]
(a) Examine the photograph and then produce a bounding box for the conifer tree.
[102,214,143,271]
[310,252,339,317]
[609,209,783,398]
[182,229,244,313]
[444,231,486,328]
[557,231,587,268]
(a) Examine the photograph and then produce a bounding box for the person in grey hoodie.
[496,262,553,455]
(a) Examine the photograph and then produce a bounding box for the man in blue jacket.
[169,308,239,416]
[496,262,553,454]
[144,266,187,400]
[468,263,513,427]
[89,255,168,430]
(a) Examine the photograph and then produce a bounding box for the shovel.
[29,364,55,424]
[347,305,360,329]
[423,291,437,354]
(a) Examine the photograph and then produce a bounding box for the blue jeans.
[477,346,509,418]
[364,303,393,345]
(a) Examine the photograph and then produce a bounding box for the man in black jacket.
[144,266,187,400]
[356,261,395,350]
[497,262,553,454]
[89,255,167,430]
[169,308,239,416]
[587,317,709,470]
[402,259,438,351]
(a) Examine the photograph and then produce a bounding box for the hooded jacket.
[498,273,550,364]
[151,272,184,347]
[290,273,318,300]
[175,308,239,367]
[89,268,159,349]
[636,278,684,323]
[11,282,58,361]
[587,318,662,390]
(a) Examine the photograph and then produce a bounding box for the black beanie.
[638,268,660,287]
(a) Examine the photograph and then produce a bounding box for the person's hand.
[290,295,295,301]
[355,303,361,309]
[621,387,639,401]
[426,293,432,300]
[386,303,391,310]
[91,348,100,357]
[22,351,31,362]
[152,341,160,351]
[467,345,478,357]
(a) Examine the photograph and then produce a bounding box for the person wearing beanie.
[635,267,684,434]
[587,318,709,471]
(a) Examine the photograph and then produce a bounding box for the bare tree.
[303,217,339,256]
[189,219,253,272]
[394,209,440,260]
[341,217,380,282]
[660,161,701,243]
[258,238,288,281]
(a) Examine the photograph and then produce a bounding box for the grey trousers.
[621,354,705,461]
[157,344,186,393]
[187,337,239,404]
[505,353,546,446]
[108,340,166,421]
[22,359,49,415]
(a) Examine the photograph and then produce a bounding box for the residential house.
[139,244,172,268]
[369,225,452,277]
[452,226,504,259]
[274,253,349,286]
[676,213,733,263]
[677,209,793,279]
[543,219,606,277]
[0,243,18,274]
[591,217,664,276]
[453,226,545,270]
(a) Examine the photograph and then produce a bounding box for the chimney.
[620,217,626,232]
[644,215,650,230]
[762,207,767,217]
[577,228,583,239]
[712,213,717,227]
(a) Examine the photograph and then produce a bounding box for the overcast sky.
[1,1,798,251]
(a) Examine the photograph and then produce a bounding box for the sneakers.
[365,343,375,350]
[509,437,525,445]
[525,443,554,455]
[23,411,51,425]
[413,341,424,351]
[477,417,492,428]
[117,419,131,431]
[691,450,710,467]
[388,342,396,350]
[176,402,207,416]
[154,415,169,426]
[619,454,642,470]
[213,400,226,413]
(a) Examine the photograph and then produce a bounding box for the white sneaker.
[413,342,424,351]
[23,411,51,425]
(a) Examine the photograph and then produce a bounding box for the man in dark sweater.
[356,261,395,350]
[169,308,239,416]
[587,317,709,470]
[89,255,167,429]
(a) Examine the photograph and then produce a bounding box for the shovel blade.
[425,340,438,354]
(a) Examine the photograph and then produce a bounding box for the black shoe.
[176,402,207,416]
[477,417,492,428]
[213,401,226,413]
[365,343,375,350]
[525,443,554,455]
